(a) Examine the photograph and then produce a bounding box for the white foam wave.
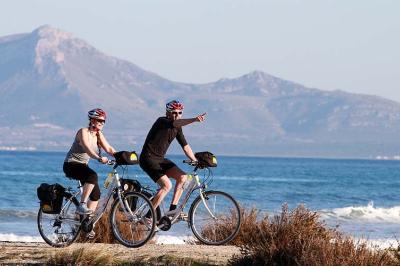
[320,201,400,223]
[362,238,400,250]
[0,233,43,242]
[154,234,195,245]
[0,232,192,245]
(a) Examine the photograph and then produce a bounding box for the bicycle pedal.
[178,212,188,221]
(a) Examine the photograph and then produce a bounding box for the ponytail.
[96,131,102,157]
[88,122,102,156]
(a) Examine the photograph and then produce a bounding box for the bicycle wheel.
[189,190,241,245]
[110,191,156,248]
[37,198,81,247]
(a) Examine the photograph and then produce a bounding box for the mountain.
[1,25,400,158]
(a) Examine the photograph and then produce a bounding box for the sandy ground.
[0,241,241,265]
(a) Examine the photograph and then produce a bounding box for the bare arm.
[173,113,206,128]
[79,129,102,160]
[182,144,197,161]
[98,132,117,156]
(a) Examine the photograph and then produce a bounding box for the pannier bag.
[195,151,218,168]
[114,151,139,165]
[120,178,142,211]
[37,183,65,214]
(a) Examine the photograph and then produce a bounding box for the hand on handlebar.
[99,156,109,164]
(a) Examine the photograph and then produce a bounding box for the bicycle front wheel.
[110,191,156,248]
[37,199,81,247]
[189,190,241,245]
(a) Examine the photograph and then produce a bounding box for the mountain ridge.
[0,25,399,158]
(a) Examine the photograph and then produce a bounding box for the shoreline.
[0,241,240,265]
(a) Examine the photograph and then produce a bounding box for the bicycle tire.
[189,190,241,245]
[110,191,156,248]
[37,198,81,247]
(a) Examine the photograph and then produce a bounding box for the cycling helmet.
[88,108,107,120]
[166,100,184,112]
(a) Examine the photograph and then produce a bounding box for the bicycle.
[148,155,242,245]
[37,156,157,248]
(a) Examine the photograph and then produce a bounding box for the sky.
[1,0,399,101]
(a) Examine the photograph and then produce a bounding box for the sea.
[1,151,400,248]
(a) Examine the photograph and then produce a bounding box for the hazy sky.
[1,0,399,101]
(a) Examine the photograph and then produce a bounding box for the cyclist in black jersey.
[140,100,206,214]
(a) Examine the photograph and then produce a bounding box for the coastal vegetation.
[49,205,400,265]
[228,205,400,266]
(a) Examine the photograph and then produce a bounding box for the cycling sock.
[169,204,177,211]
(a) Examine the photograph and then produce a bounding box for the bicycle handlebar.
[106,159,116,165]
[183,159,198,166]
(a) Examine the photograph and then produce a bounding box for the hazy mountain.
[1,25,399,158]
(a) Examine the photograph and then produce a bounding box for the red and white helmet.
[88,108,107,120]
[166,100,184,112]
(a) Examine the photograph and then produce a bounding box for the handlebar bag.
[114,151,139,165]
[195,151,218,167]
[37,183,65,214]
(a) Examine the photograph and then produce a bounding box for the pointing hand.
[196,113,207,122]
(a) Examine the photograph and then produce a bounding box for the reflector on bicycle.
[194,151,217,168]
[114,151,139,165]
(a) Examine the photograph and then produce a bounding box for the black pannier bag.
[195,151,218,168]
[120,178,143,211]
[37,183,65,214]
[114,151,139,165]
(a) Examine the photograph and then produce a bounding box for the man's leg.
[152,175,172,209]
[165,166,187,207]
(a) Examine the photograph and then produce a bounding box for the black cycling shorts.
[139,157,177,183]
[63,162,101,201]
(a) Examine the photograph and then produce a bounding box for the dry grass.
[47,246,118,265]
[46,246,214,266]
[228,205,400,266]
[126,255,214,266]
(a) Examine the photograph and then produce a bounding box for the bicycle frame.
[160,167,216,224]
[60,165,134,228]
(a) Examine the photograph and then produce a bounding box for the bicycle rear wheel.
[37,199,81,247]
[110,191,156,248]
[189,190,241,245]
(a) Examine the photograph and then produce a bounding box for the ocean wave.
[0,209,37,220]
[154,234,196,245]
[320,201,400,223]
[0,233,43,242]
[215,175,325,183]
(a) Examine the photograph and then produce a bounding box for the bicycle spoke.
[110,192,156,248]
[37,199,81,247]
[190,191,241,245]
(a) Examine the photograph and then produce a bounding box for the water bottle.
[104,173,113,188]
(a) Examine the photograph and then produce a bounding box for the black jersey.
[140,117,188,159]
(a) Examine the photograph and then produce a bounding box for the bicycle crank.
[158,216,172,231]
[81,217,94,233]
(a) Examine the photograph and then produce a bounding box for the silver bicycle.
[37,160,156,248]
[152,159,242,245]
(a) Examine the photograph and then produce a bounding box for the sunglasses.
[95,119,106,124]
[171,111,182,115]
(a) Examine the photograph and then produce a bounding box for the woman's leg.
[81,183,95,204]
[87,182,101,212]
